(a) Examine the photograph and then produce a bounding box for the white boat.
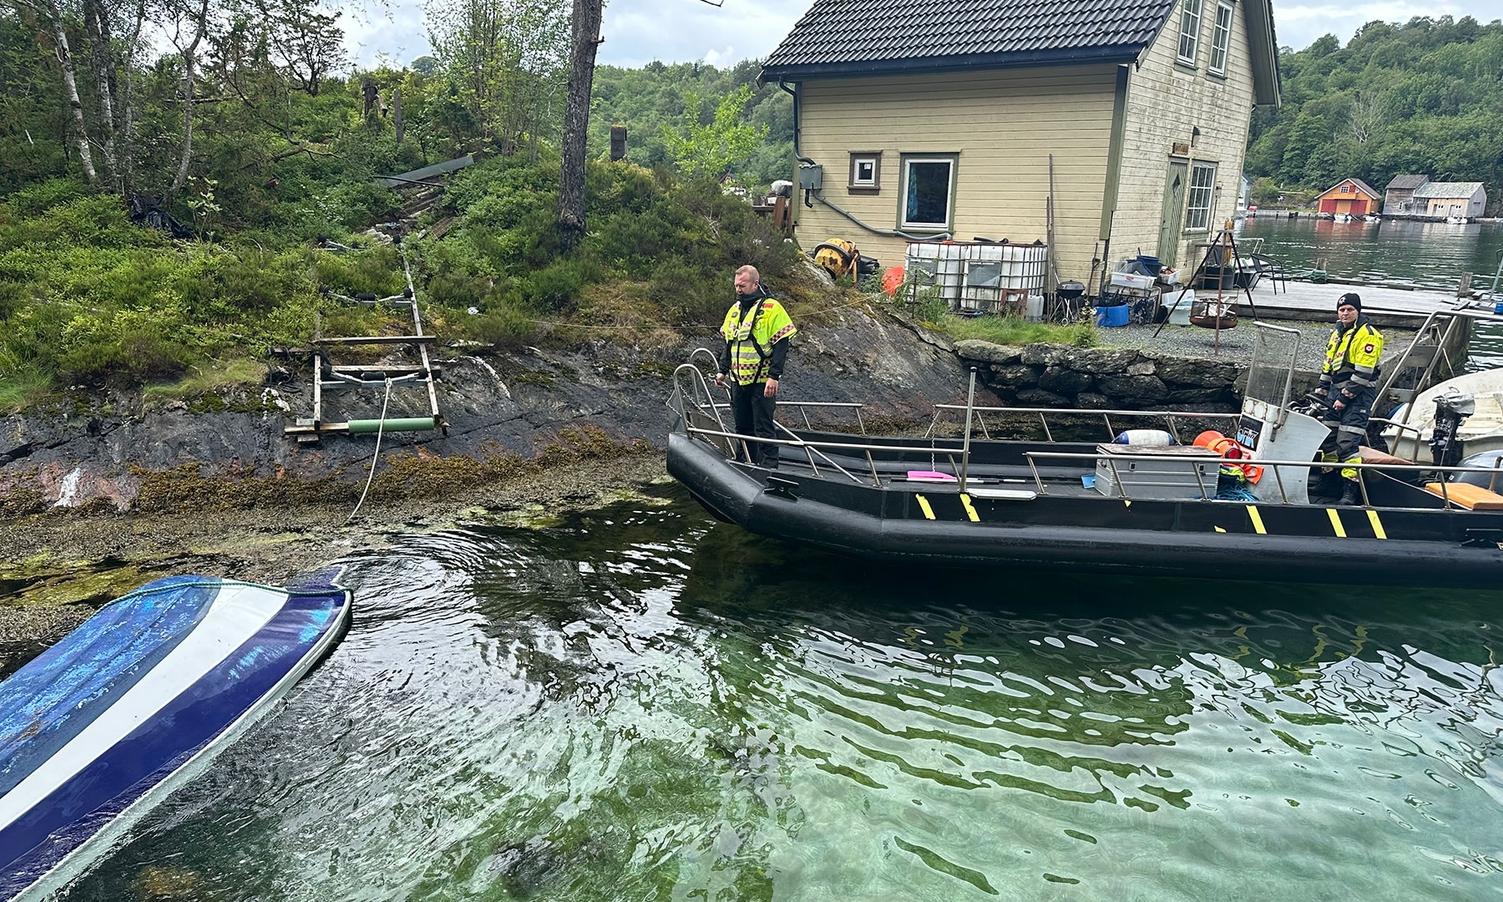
[1447,216,1470,224]
[0,573,351,900]
[1384,369,1503,462]
[1333,213,1353,223]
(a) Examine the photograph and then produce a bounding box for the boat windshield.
[1245,322,1302,411]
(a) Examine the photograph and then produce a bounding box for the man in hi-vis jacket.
[714,265,797,469]
[1314,293,1384,505]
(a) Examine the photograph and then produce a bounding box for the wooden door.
[1159,161,1187,266]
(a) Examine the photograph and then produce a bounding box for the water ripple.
[55,490,1503,900]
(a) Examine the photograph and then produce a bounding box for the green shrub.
[519,258,595,313]
[457,304,542,350]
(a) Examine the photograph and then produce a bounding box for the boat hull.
[669,431,1503,587]
[0,574,351,900]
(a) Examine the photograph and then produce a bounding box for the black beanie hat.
[1337,293,1361,312]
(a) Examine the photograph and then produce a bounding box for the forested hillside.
[590,61,794,188]
[1247,16,1503,207]
[0,1,795,411]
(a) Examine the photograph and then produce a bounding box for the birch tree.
[15,0,98,184]
[164,0,210,190]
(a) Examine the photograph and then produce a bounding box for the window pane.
[905,161,952,226]
[1187,163,1216,230]
[1179,0,1202,63]
[1210,3,1231,73]
[857,161,874,181]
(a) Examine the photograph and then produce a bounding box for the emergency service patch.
[1364,343,1375,353]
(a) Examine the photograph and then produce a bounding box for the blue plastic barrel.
[1095,304,1130,327]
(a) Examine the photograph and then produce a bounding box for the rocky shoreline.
[2,301,1309,666]
[954,339,1248,410]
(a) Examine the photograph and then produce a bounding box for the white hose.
[347,377,394,524]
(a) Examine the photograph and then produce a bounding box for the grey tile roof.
[1384,174,1429,191]
[1413,181,1485,199]
[762,0,1178,77]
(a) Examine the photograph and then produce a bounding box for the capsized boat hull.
[0,573,351,900]
[669,431,1503,587]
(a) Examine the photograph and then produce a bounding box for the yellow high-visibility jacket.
[1320,320,1384,399]
[720,298,797,386]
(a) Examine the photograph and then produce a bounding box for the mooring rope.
[347,376,395,524]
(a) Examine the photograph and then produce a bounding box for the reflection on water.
[60,489,1503,900]
[1240,217,1503,370]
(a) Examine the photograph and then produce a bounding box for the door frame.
[1159,160,1188,266]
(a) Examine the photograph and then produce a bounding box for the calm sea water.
[1237,217,1503,292]
[1239,217,1503,369]
[57,488,1503,900]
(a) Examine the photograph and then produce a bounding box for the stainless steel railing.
[1021,448,1503,509]
[925,403,1240,444]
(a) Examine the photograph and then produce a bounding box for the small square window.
[849,152,881,192]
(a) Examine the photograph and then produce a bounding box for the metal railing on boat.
[1020,448,1503,509]
[924,403,1240,444]
[671,350,1503,512]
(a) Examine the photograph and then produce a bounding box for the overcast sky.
[340,0,1503,70]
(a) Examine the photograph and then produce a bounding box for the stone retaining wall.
[954,340,1246,411]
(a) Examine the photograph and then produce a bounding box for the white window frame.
[849,152,881,191]
[1186,162,1217,231]
[899,155,957,230]
[1208,2,1233,75]
[1178,0,1204,67]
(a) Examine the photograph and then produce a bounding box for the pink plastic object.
[906,470,958,482]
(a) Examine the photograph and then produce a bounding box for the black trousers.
[730,382,779,467]
[1317,383,1376,480]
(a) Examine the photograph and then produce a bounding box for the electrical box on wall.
[798,164,824,190]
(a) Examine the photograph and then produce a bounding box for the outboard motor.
[1430,392,1476,468]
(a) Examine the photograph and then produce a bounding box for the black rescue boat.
[667,326,1503,587]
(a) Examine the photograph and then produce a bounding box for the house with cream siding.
[1412,182,1487,219]
[762,0,1281,289]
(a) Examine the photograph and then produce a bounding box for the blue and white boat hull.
[0,574,351,900]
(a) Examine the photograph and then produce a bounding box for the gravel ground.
[0,453,670,672]
[1095,320,1416,370]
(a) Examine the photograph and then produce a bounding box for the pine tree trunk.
[46,0,98,185]
[556,0,602,253]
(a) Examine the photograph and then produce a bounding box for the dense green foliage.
[589,61,794,188]
[0,0,803,410]
[1248,16,1503,207]
[0,155,796,409]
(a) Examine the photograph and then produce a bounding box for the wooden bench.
[1424,482,1503,510]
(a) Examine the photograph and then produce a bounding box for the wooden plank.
[330,365,435,375]
[314,335,437,346]
[1425,482,1503,510]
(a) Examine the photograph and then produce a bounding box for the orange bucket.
[1193,430,1225,449]
[882,265,906,296]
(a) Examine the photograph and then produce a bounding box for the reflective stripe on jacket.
[720,298,797,386]
[1320,320,1384,399]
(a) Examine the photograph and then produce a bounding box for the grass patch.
[0,366,55,413]
[932,314,1097,348]
[143,358,269,404]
